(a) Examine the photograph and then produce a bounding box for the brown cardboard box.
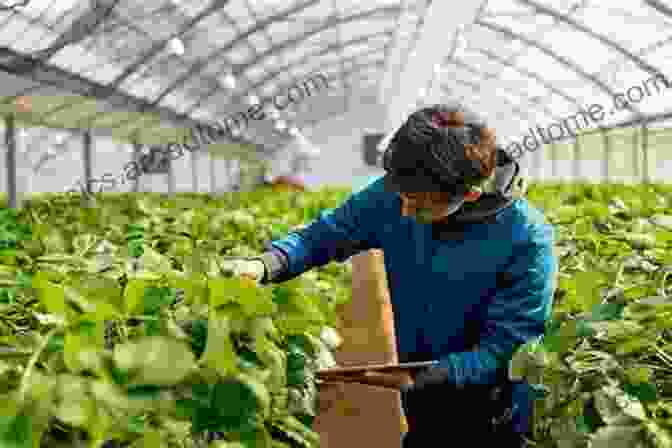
[314,250,406,447]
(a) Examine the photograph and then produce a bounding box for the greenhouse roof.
[0,0,671,151]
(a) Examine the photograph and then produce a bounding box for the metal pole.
[642,125,649,184]
[82,131,94,206]
[632,128,640,184]
[209,151,216,194]
[572,139,581,181]
[4,116,17,209]
[166,157,175,194]
[83,131,93,189]
[191,149,198,192]
[601,130,611,183]
[132,142,141,192]
[550,143,557,182]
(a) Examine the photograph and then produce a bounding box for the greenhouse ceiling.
[0,0,671,152]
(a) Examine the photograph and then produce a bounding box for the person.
[227,103,558,447]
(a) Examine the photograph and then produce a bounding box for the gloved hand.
[220,258,266,283]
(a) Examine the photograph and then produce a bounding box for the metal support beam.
[82,131,93,204]
[572,140,581,181]
[4,116,17,209]
[132,142,141,192]
[519,0,664,77]
[642,125,650,184]
[476,20,644,120]
[632,128,640,183]
[386,1,486,133]
[601,130,611,182]
[535,139,544,181]
[226,31,391,107]
[209,152,216,194]
[214,46,386,114]
[166,159,175,194]
[191,150,198,192]
[379,0,417,106]
[147,0,322,109]
[550,143,558,181]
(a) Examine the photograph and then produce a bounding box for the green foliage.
[0,190,351,447]
[510,182,672,447]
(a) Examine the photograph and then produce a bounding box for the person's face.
[398,191,459,224]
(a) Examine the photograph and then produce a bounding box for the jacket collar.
[431,149,523,239]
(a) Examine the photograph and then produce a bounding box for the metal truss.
[173,5,403,115]
[203,30,393,111]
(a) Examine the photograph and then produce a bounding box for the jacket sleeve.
[260,181,385,283]
[415,221,557,390]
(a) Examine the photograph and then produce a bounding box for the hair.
[386,104,498,190]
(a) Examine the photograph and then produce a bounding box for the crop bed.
[0,188,352,448]
[0,182,671,447]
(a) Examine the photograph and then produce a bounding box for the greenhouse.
[0,0,671,447]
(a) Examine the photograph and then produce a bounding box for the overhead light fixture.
[266,107,280,120]
[418,87,427,99]
[53,133,68,145]
[168,37,185,56]
[221,73,236,90]
[288,126,300,137]
[247,95,260,106]
[275,120,287,131]
[454,34,467,59]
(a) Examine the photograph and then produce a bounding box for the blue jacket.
[259,156,557,435]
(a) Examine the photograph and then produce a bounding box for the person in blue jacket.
[232,103,557,447]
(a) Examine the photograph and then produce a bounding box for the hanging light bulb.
[168,37,185,56]
[53,133,67,145]
[267,107,280,120]
[247,94,260,106]
[454,34,467,59]
[274,120,287,131]
[221,73,236,90]
[288,126,300,137]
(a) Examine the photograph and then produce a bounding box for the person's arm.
[256,180,385,284]
[410,221,557,390]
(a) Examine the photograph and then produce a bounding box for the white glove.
[220,258,266,282]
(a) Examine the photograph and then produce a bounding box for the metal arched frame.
[440,78,539,124]
[33,0,318,128]
[217,53,388,118]
[264,60,387,132]
[224,30,394,107]
[29,0,237,122]
[519,0,664,76]
[121,55,387,143]
[207,59,385,146]
[168,5,407,115]
[442,58,560,121]
[474,19,645,120]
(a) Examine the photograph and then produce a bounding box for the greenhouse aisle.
[0,1,671,447]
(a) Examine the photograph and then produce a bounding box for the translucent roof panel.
[0,0,671,162]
